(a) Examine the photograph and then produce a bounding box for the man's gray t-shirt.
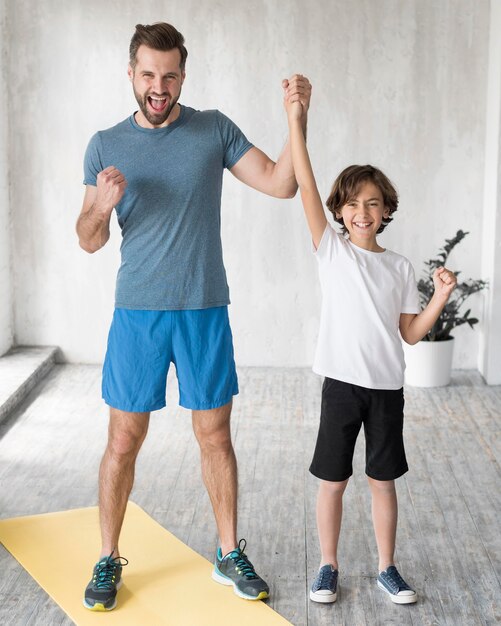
[83,105,253,310]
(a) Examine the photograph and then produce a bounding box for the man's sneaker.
[211,539,270,600]
[310,564,338,603]
[377,565,417,604]
[83,552,128,611]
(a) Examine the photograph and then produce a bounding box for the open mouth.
[353,222,372,230]
[147,95,169,113]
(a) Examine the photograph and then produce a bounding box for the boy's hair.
[129,23,188,71]
[325,164,398,234]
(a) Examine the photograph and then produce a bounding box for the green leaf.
[417,231,487,340]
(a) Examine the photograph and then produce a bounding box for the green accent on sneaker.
[83,552,128,611]
[211,539,270,601]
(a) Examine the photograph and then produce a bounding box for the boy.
[283,81,456,604]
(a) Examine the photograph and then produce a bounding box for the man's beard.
[133,87,180,127]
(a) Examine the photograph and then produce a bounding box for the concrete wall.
[4,0,492,367]
[480,0,501,384]
[0,0,13,356]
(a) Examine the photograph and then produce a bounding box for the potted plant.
[403,230,488,387]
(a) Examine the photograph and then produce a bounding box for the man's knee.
[107,410,149,460]
[195,423,233,454]
[192,404,233,453]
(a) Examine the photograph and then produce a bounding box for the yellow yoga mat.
[0,502,291,626]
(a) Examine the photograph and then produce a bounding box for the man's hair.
[325,164,398,234]
[129,23,188,70]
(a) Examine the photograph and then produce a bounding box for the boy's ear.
[383,206,390,218]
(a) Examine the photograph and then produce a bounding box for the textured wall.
[0,0,12,356]
[480,0,501,384]
[6,0,491,367]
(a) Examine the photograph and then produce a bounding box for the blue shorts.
[102,307,239,412]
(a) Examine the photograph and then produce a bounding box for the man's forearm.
[76,204,112,253]
[272,116,307,198]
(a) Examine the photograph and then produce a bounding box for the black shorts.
[309,378,408,482]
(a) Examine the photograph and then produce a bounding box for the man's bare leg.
[98,408,150,557]
[192,401,237,555]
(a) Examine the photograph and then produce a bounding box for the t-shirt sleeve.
[216,111,253,169]
[83,132,104,186]
[313,223,341,261]
[401,262,421,314]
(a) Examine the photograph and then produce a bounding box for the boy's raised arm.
[399,267,457,344]
[284,78,327,249]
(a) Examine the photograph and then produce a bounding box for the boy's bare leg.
[316,478,349,568]
[192,401,237,555]
[367,477,397,571]
[99,408,150,557]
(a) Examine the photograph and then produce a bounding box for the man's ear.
[127,64,133,82]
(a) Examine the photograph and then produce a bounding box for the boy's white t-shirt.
[313,224,420,390]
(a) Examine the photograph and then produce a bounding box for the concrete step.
[0,346,59,424]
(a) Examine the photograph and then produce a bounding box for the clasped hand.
[283,74,312,120]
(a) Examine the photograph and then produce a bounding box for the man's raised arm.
[230,74,311,199]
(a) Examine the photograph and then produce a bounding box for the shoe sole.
[212,568,269,601]
[83,579,122,611]
[377,580,417,604]
[310,589,337,603]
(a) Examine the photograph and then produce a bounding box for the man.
[76,22,311,611]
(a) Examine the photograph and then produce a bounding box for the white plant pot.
[402,338,454,387]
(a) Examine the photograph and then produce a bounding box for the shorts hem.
[366,467,409,481]
[179,390,238,411]
[103,396,166,413]
[309,466,353,482]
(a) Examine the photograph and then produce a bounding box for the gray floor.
[0,365,500,625]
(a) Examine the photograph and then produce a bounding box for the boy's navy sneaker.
[83,552,128,611]
[212,539,269,600]
[377,565,417,604]
[310,564,338,603]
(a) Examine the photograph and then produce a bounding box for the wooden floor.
[0,365,500,625]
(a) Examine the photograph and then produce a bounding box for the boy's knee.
[367,477,396,494]
[319,478,349,496]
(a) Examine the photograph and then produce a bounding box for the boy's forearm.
[404,294,449,344]
[289,116,316,192]
[288,111,327,246]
